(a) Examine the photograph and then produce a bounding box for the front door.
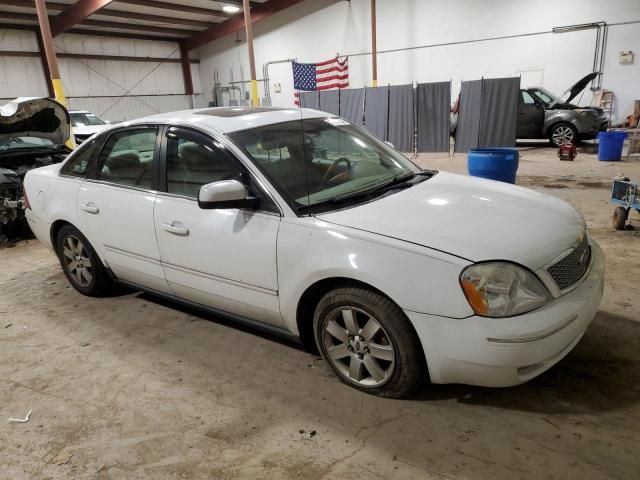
[153,126,282,326]
[77,125,170,293]
[517,90,545,138]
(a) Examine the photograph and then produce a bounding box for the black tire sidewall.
[549,123,578,147]
[313,288,425,398]
[56,225,109,296]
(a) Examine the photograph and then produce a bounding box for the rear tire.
[613,206,628,230]
[549,123,578,147]
[313,287,426,398]
[56,224,113,296]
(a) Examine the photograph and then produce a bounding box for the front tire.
[549,123,578,147]
[613,206,628,230]
[313,287,425,398]
[56,224,113,296]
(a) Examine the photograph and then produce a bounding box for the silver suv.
[519,73,608,147]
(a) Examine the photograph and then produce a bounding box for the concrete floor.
[2,145,640,479]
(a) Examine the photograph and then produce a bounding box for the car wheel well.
[545,120,576,136]
[50,220,74,249]
[296,278,401,354]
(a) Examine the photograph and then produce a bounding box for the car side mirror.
[198,179,259,210]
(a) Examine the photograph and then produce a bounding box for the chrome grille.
[547,235,591,291]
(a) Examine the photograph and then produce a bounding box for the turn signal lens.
[460,262,550,318]
[461,279,489,315]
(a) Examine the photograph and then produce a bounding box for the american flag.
[293,57,349,106]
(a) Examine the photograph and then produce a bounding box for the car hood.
[316,172,585,270]
[0,97,70,146]
[549,72,599,108]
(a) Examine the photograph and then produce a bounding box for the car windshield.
[0,136,55,152]
[530,88,560,107]
[229,117,422,213]
[71,112,106,127]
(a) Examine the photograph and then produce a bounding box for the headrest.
[107,150,140,169]
[178,141,203,157]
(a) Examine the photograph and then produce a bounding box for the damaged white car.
[0,98,70,243]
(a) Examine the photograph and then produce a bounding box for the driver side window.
[166,132,237,198]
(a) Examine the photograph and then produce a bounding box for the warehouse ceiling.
[0,0,304,49]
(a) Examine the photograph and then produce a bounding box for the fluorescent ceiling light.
[222,5,241,13]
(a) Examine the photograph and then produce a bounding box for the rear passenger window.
[97,128,157,189]
[60,138,99,177]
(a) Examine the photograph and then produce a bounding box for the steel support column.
[34,0,66,106]
[243,0,259,106]
[371,0,378,87]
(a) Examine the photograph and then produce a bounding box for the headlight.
[460,262,550,317]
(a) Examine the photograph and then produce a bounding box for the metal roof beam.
[50,0,115,36]
[183,0,306,51]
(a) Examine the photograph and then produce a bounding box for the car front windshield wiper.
[297,170,435,214]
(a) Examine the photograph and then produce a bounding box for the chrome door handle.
[161,223,189,236]
[80,203,99,214]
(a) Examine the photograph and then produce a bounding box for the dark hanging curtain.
[388,84,415,152]
[339,88,365,126]
[299,91,319,110]
[363,86,389,141]
[478,77,520,147]
[416,81,451,152]
[454,79,483,153]
[319,90,340,116]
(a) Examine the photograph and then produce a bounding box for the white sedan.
[23,107,604,398]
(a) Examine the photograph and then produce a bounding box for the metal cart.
[611,178,640,230]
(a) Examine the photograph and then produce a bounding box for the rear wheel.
[549,123,578,147]
[313,287,425,398]
[613,206,628,230]
[56,224,113,296]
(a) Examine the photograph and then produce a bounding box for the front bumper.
[406,241,605,387]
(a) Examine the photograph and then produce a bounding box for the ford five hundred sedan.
[23,107,604,398]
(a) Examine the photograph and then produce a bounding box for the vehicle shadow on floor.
[415,310,640,414]
[138,289,640,415]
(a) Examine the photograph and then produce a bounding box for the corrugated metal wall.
[1,29,204,121]
[68,94,207,122]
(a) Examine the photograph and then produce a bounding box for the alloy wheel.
[62,235,93,288]
[552,126,575,146]
[322,307,395,387]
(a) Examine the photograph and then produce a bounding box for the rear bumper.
[406,241,605,387]
[25,209,53,249]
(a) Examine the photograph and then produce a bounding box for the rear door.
[77,125,170,293]
[517,90,545,138]
[153,126,282,325]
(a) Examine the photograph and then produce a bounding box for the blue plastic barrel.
[597,131,627,161]
[467,148,519,184]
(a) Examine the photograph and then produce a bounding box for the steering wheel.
[321,157,352,188]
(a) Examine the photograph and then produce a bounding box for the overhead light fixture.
[222,5,241,13]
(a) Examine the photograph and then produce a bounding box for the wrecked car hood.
[0,97,70,147]
[549,72,599,108]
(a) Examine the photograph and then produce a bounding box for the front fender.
[277,218,474,334]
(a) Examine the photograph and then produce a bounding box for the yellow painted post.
[250,79,260,107]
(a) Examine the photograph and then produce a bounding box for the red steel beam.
[183,0,307,51]
[179,42,194,96]
[35,30,55,98]
[0,22,175,42]
[50,0,114,37]
[3,0,214,28]
[117,0,234,18]
[0,50,200,64]
[0,12,195,36]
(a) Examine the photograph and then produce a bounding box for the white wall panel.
[195,0,640,123]
[0,29,48,99]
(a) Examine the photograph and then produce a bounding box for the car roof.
[123,106,333,134]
